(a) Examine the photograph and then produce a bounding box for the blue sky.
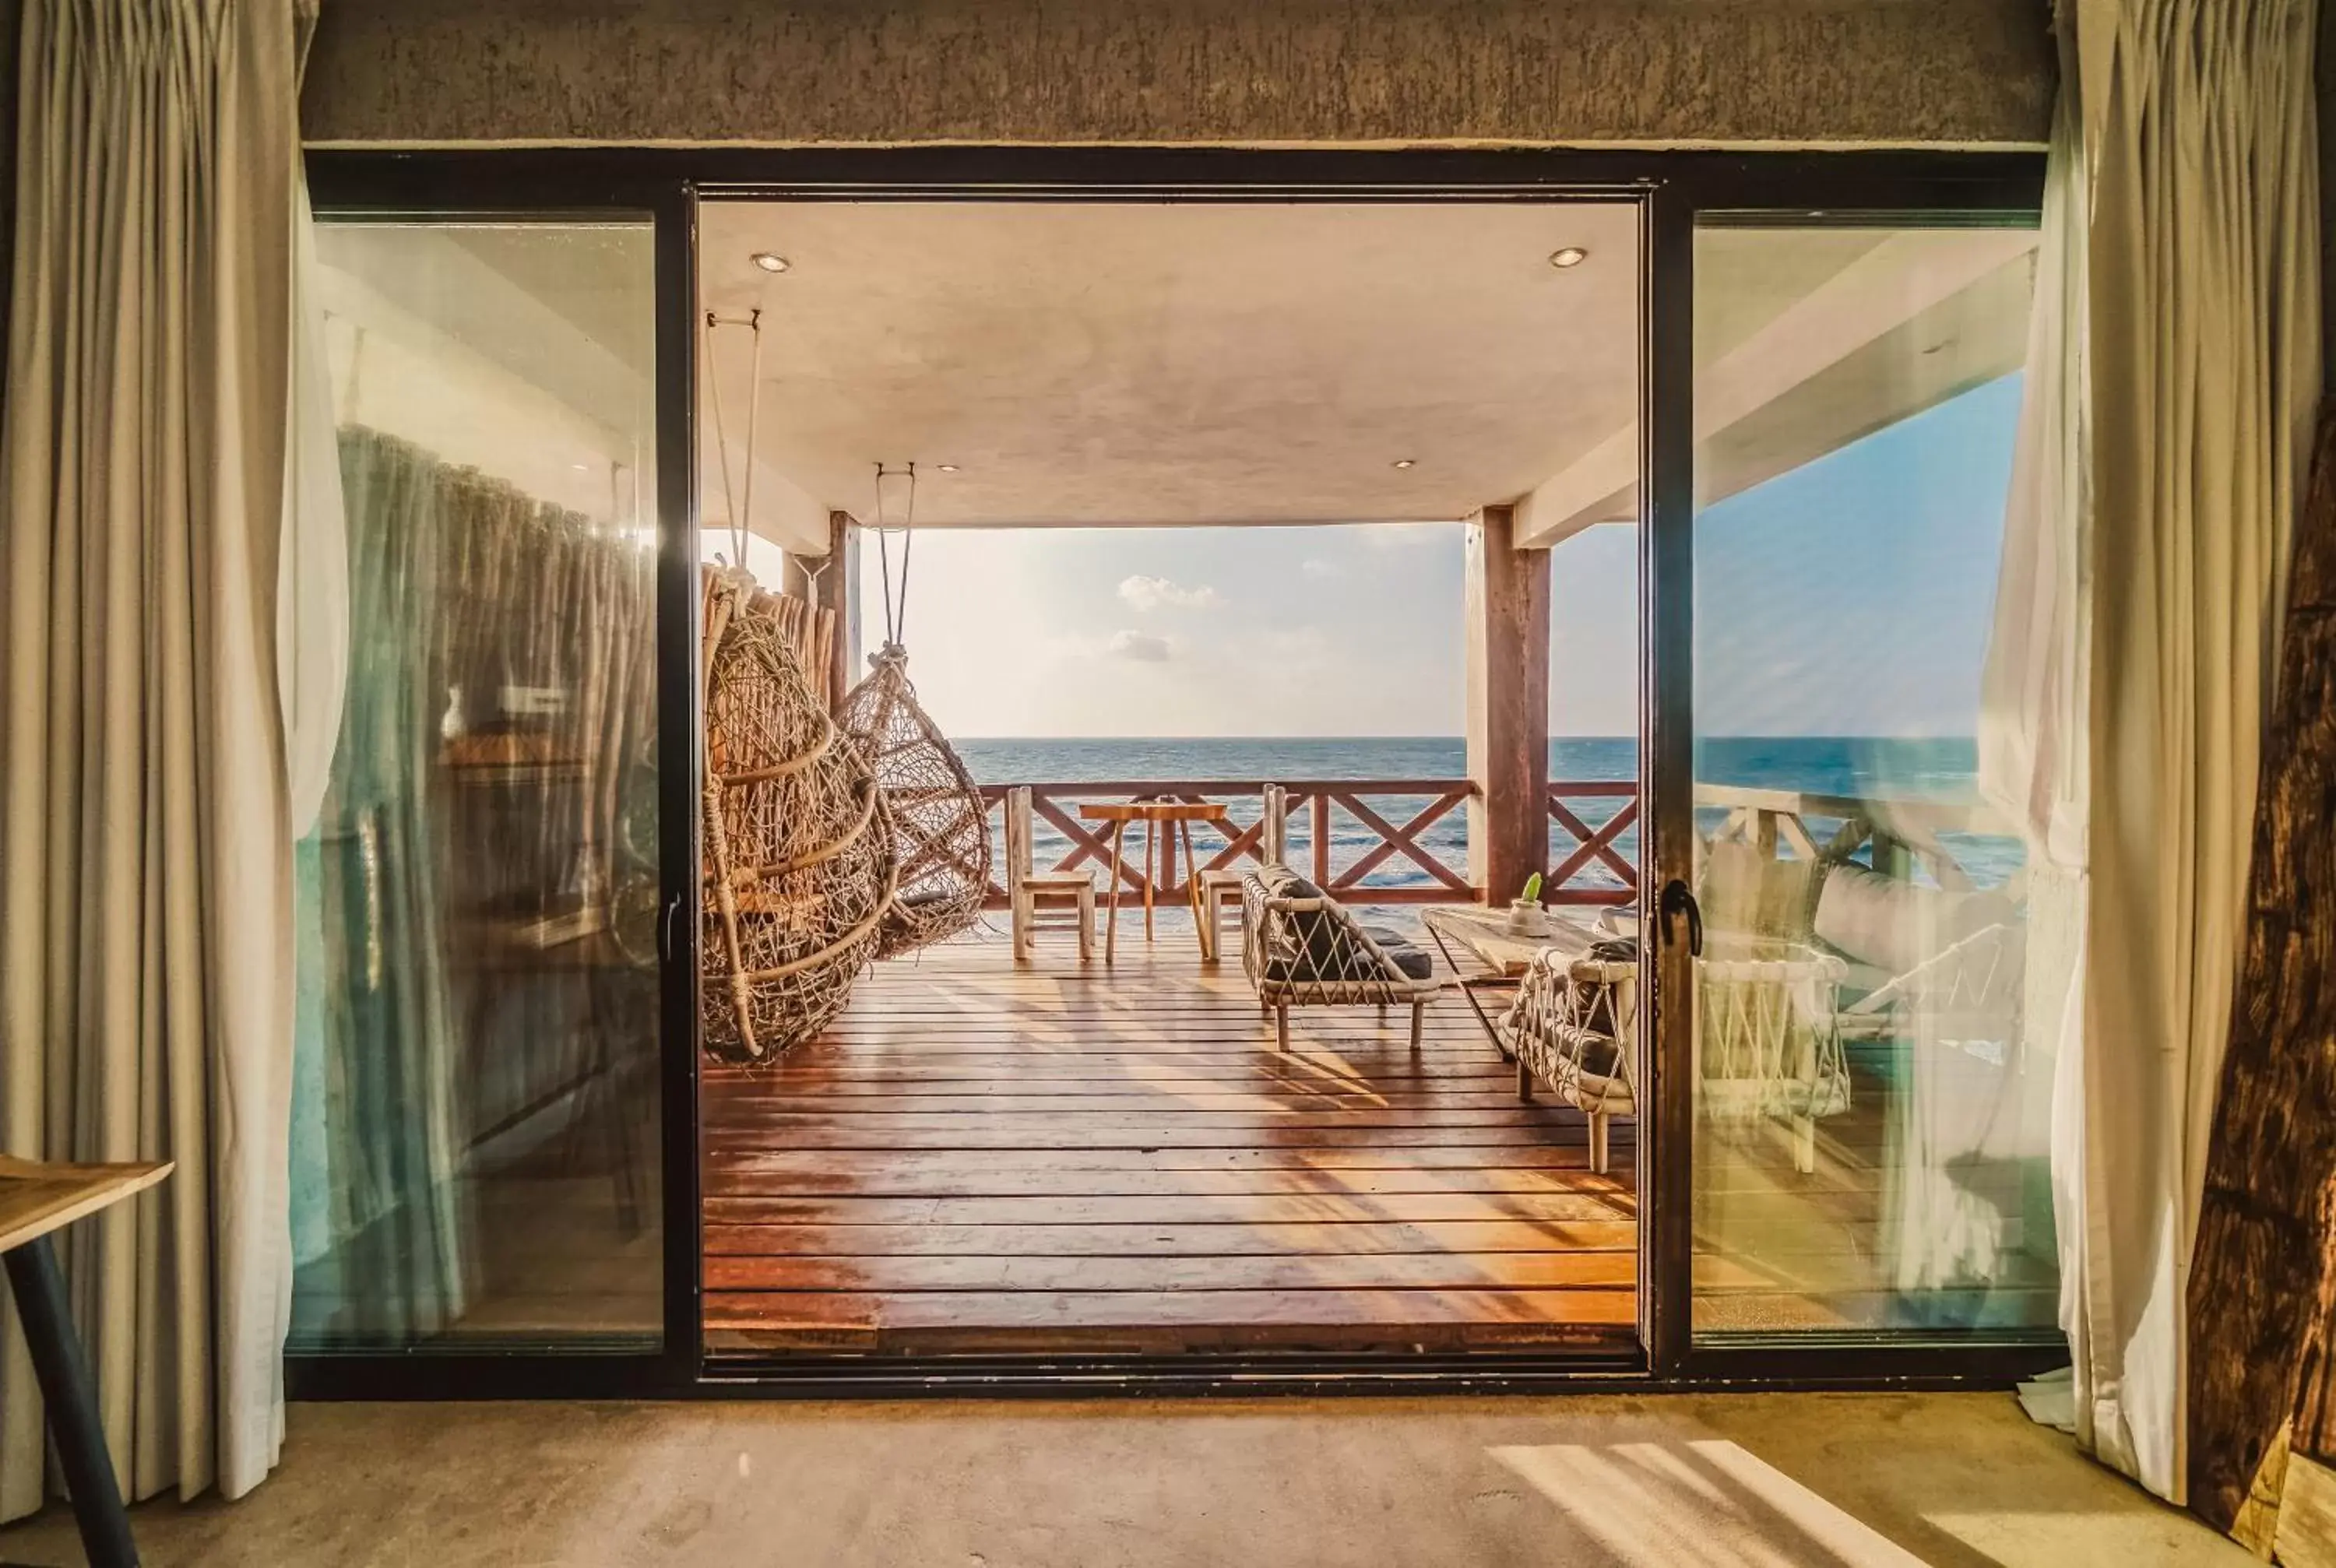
[830,374,2022,740]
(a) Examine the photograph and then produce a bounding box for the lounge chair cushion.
[1812,863,2018,979]
[1360,923,1436,982]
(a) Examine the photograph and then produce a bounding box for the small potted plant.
[1506,873,1550,937]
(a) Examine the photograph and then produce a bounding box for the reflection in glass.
[1689,224,2059,1338]
[288,220,663,1351]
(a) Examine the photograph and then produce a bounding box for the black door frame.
[293,145,2049,1402]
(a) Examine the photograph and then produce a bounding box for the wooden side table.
[0,1155,171,1566]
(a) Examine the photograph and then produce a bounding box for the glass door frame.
[291,145,2049,1401]
[292,156,705,1398]
[1640,171,2060,1383]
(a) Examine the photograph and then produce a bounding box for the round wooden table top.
[1077,800,1230,823]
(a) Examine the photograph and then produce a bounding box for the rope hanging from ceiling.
[836,461,994,957]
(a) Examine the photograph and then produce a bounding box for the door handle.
[1659,878,1703,958]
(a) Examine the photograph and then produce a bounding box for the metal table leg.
[6,1236,138,1567]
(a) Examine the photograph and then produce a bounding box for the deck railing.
[968,777,2013,914]
[1695,782,2008,890]
[978,778,1643,909]
[1546,781,1640,904]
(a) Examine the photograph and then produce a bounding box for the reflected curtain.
[295,429,473,1341]
[293,425,659,1341]
[0,0,312,1518]
[1982,0,2321,1501]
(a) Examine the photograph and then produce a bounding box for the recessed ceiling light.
[936,463,961,473]
[750,251,790,273]
[1549,247,1590,269]
[1391,459,1417,470]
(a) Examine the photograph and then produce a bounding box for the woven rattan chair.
[1239,863,1441,1051]
[1497,944,1639,1176]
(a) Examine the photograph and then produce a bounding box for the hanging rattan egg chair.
[838,645,991,956]
[834,462,992,957]
[698,569,895,1062]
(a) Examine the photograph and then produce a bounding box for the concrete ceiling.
[698,201,1643,547]
[701,202,2037,557]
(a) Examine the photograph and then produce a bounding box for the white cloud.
[1117,574,1221,612]
[1300,557,1342,580]
[1109,629,1173,663]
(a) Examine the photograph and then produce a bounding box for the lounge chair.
[1239,863,1441,1050]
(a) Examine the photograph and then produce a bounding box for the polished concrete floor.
[0,1393,2246,1567]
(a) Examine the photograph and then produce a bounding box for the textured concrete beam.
[301,0,2053,149]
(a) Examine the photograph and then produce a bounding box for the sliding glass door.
[1662,213,2060,1347]
[289,205,688,1363]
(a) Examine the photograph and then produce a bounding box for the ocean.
[956,735,2021,895]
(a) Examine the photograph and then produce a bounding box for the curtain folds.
[289,425,660,1344]
[0,0,312,1519]
[1990,0,2321,1501]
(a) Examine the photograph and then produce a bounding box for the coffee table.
[1422,904,1619,1057]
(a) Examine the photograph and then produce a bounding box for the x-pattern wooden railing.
[1546,781,1641,904]
[976,778,1648,909]
[977,779,1486,907]
[1300,786,1474,904]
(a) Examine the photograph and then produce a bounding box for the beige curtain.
[2040,0,2319,1501]
[0,0,312,1517]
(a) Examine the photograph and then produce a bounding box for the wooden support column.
[809,508,860,711]
[1464,503,1550,904]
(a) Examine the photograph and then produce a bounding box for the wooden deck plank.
[703,1251,1640,1292]
[704,1219,1641,1258]
[703,1190,1635,1226]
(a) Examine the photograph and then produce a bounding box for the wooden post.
[1464,504,1551,905]
[810,508,860,711]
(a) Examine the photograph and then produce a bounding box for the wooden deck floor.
[701,915,1638,1354]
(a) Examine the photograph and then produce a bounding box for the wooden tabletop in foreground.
[0,1157,173,1254]
[1423,905,1611,979]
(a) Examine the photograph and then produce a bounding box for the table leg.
[1180,821,1204,951]
[7,1236,138,1568]
[1143,818,1157,941]
[1105,821,1126,964]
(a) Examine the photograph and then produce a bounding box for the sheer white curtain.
[1985,0,2320,1502]
[0,0,315,1517]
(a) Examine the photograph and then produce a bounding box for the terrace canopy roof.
[315,202,2036,555]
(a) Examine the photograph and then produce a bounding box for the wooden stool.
[1017,874,1096,961]
[1195,867,1246,962]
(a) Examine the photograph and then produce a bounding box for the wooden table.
[1078,800,1230,963]
[1423,904,1627,1065]
[1422,903,1618,979]
[0,1155,172,1566]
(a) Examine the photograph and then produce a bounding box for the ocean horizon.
[956,734,2018,894]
